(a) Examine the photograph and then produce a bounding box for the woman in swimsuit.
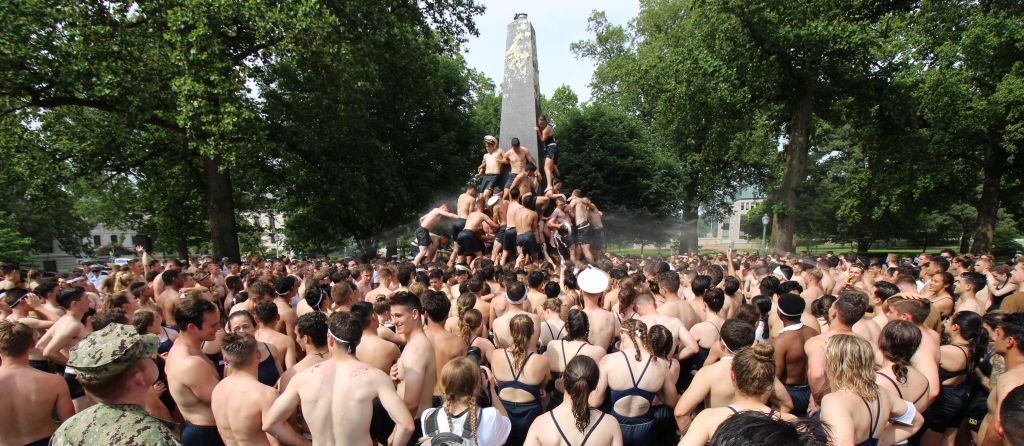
[921,311,989,446]
[875,320,931,413]
[986,265,1018,311]
[543,309,606,410]
[490,314,550,446]
[132,305,178,355]
[589,319,677,444]
[648,324,682,443]
[461,309,495,367]
[226,310,283,388]
[820,334,923,446]
[538,298,566,352]
[523,355,623,446]
[680,342,797,446]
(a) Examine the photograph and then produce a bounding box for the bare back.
[211,374,277,446]
[297,360,395,446]
[0,365,72,445]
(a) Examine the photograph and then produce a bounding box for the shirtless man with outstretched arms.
[264,312,414,446]
[502,137,537,199]
[414,204,460,266]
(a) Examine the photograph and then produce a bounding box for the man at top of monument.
[503,137,536,198]
[477,135,505,205]
[535,115,560,192]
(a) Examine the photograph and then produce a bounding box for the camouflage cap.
[67,323,159,380]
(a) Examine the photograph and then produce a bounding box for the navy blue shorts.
[181,422,224,446]
[415,227,431,247]
[63,372,85,399]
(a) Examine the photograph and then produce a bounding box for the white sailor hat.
[578,267,609,294]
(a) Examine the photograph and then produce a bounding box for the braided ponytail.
[621,319,653,362]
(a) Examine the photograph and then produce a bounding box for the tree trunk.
[772,88,814,254]
[640,242,645,256]
[855,238,872,253]
[386,239,398,261]
[678,207,699,254]
[970,150,1002,254]
[202,155,241,262]
[959,232,971,254]
[177,235,189,263]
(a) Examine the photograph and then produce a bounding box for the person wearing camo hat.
[51,323,181,446]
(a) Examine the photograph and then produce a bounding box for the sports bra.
[158,327,175,354]
[496,350,542,401]
[552,410,604,446]
[938,344,971,382]
[608,351,656,417]
[876,371,928,404]
[545,322,566,342]
[857,391,882,446]
[257,343,280,387]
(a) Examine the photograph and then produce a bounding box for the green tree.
[909,0,1024,253]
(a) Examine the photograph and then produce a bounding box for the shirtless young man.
[501,188,523,266]
[576,268,618,351]
[452,184,478,243]
[513,195,542,267]
[635,292,698,360]
[689,288,728,365]
[492,280,542,348]
[502,137,537,199]
[363,265,396,303]
[37,287,92,411]
[389,292,437,435]
[3,288,60,371]
[800,268,826,306]
[535,115,560,191]
[264,312,414,446]
[476,135,505,205]
[955,272,986,314]
[979,313,1024,446]
[804,290,866,405]
[351,302,400,374]
[212,333,305,446]
[568,191,598,263]
[33,279,65,318]
[455,203,497,265]
[157,269,184,327]
[413,204,460,266]
[674,320,793,432]
[254,301,298,370]
[166,297,224,446]
[884,295,941,403]
[422,291,468,407]
[279,311,329,392]
[272,277,299,337]
[657,271,700,330]
[0,320,74,446]
[771,293,817,417]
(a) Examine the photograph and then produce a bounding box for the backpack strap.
[424,408,441,436]
[458,407,481,440]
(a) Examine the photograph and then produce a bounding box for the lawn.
[606,243,960,257]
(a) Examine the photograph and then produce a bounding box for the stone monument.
[498,13,542,163]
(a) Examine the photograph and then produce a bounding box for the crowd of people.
[2,127,1024,446]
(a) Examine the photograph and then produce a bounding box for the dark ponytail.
[953,311,989,369]
[563,355,599,433]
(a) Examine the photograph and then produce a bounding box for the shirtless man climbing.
[167,297,224,446]
[455,203,497,265]
[513,195,542,267]
[264,312,414,446]
[535,115,559,191]
[476,135,505,205]
[452,184,478,242]
[413,204,460,266]
[503,137,537,198]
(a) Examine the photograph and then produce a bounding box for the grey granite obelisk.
[498,13,542,162]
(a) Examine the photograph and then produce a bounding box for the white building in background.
[32,223,141,273]
[698,187,764,246]
[246,212,289,256]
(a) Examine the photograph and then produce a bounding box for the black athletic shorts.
[452,218,466,240]
[456,229,483,255]
[480,174,498,191]
[545,143,559,163]
[516,231,540,257]
[504,172,520,189]
[415,226,431,247]
[576,223,592,246]
[504,228,518,253]
[64,371,85,399]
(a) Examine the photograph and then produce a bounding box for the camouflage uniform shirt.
[51,403,181,446]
